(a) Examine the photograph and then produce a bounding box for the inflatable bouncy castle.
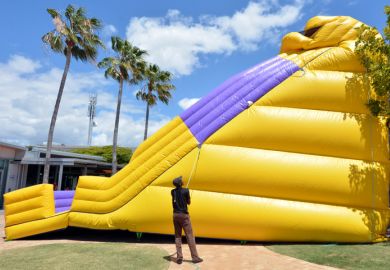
[4,16,390,242]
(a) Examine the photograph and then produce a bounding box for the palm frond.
[44,5,104,60]
[83,45,98,61]
[42,32,65,53]
[65,5,75,21]
[89,18,102,29]
[71,45,87,61]
[136,91,148,101]
[140,64,175,106]
[104,66,120,81]
[76,6,86,19]
[47,8,60,18]
[149,94,157,105]
[98,57,115,68]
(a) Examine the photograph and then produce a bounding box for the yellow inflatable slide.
[4,16,390,242]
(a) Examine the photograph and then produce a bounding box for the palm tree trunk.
[112,78,123,175]
[43,47,72,184]
[143,100,150,141]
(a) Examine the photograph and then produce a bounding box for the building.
[0,142,26,207]
[0,142,119,207]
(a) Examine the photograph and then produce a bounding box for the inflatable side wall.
[3,16,390,241]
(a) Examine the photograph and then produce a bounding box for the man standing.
[171,176,203,264]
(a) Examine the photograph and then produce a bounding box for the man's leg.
[173,214,184,262]
[182,214,202,262]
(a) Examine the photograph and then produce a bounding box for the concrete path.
[158,243,339,270]
[0,214,339,270]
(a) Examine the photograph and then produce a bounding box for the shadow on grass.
[14,226,239,246]
[162,253,194,264]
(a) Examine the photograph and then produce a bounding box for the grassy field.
[267,242,390,270]
[0,243,169,270]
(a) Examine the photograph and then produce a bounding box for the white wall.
[5,162,21,193]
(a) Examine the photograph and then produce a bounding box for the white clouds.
[4,55,41,74]
[126,0,306,76]
[0,55,169,147]
[102,24,118,49]
[213,1,304,50]
[93,110,170,145]
[178,98,200,110]
[102,24,117,36]
[126,12,235,76]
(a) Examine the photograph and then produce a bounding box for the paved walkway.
[0,214,339,270]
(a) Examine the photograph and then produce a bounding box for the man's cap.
[173,176,183,187]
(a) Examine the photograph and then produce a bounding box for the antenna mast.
[87,93,97,146]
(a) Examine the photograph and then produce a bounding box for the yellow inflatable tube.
[3,184,69,240]
[3,15,390,242]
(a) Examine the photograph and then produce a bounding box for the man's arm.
[186,189,191,205]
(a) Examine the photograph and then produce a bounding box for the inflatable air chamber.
[4,16,390,242]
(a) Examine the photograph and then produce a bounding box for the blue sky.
[0,0,388,147]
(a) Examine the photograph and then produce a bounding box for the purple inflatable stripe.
[54,190,75,199]
[180,56,281,121]
[182,57,284,128]
[54,190,75,213]
[55,207,71,213]
[55,198,73,208]
[188,59,288,135]
[181,57,299,144]
[185,59,286,130]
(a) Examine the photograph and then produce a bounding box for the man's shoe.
[192,258,203,264]
[177,258,183,264]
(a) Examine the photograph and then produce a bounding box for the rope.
[186,144,202,189]
[184,49,333,188]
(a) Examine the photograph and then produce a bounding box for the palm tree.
[136,64,175,140]
[41,5,104,184]
[98,36,146,174]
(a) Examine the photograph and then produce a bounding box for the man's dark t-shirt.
[171,187,190,214]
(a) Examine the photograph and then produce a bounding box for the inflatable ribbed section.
[181,56,300,144]
[68,117,198,228]
[4,15,390,242]
[150,16,390,242]
[4,184,55,227]
[54,191,75,213]
[4,184,69,240]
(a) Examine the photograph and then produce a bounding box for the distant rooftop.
[32,145,105,161]
[35,144,137,152]
[0,141,25,151]
[1,142,129,167]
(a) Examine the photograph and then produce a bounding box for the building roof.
[20,157,113,167]
[0,141,26,151]
[0,142,125,168]
[21,146,124,168]
[32,146,105,161]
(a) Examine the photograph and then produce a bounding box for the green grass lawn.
[0,243,169,270]
[267,242,390,270]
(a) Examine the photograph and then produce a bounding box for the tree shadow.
[345,72,390,239]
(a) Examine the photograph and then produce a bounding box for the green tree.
[72,146,132,164]
[355,6,390,116]
[98,36,146,174]
[41,5,104,184]
[136,64,175,140]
